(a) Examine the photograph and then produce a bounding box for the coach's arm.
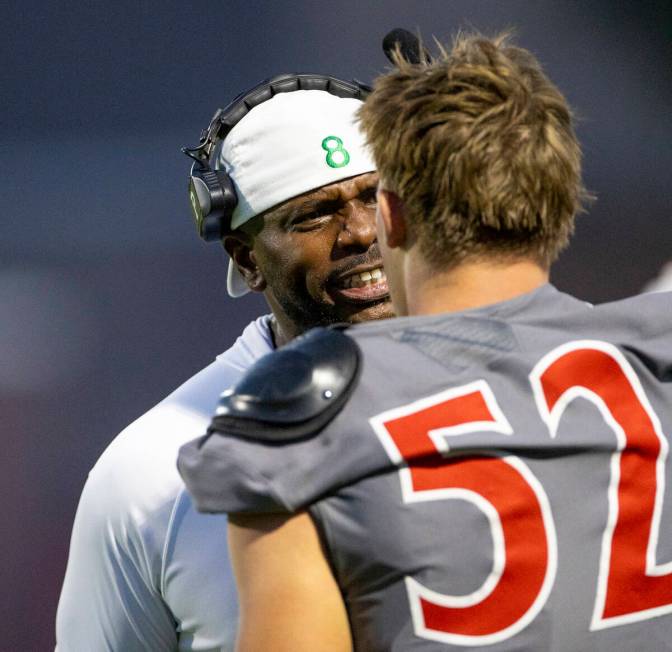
[56,453,177,651]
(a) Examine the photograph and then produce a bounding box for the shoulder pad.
[209,327,361,442]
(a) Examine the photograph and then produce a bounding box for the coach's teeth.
[341,268,386,288]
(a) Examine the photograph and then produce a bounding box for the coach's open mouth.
[329,265,390,303]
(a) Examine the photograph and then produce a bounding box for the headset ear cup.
[188,166,238,241]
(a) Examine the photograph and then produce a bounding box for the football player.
[179,33,672,651]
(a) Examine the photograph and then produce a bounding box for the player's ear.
[377,188,407,249]
[222,233,267,293]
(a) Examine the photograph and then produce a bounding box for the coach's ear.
[223,233,267,293]
[376,188,407,249]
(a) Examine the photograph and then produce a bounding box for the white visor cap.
[217,90,376,297]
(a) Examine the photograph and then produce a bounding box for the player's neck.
[404,257,549,316]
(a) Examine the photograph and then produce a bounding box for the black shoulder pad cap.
[209,326,361,443]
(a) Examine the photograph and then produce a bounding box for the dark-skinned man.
[56,79,391,651]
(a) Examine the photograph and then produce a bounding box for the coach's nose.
[336,200,377,251]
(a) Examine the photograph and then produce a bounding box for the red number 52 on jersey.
[370,340,672,646]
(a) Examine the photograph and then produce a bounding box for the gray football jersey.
[179,285,672,651]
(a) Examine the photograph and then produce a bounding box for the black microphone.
[382,28,431,65]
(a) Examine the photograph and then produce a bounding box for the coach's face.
[225,172,393,345]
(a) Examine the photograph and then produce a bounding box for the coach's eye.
[360,188,378,206]
[296,211,323,223]
[289,211,331,232]
[288,201,340,231]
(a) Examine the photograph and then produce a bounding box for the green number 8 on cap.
[321,135,350,168]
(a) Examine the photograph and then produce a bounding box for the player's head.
[221,89,392,341]
[359,32,590,303]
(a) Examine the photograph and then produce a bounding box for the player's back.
[181,285,672,651]
[310,285,672,650]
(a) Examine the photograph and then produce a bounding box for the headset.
[182,73,371,242]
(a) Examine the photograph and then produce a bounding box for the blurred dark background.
[1,1,670,649]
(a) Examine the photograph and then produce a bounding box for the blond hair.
[359,32,591,268]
